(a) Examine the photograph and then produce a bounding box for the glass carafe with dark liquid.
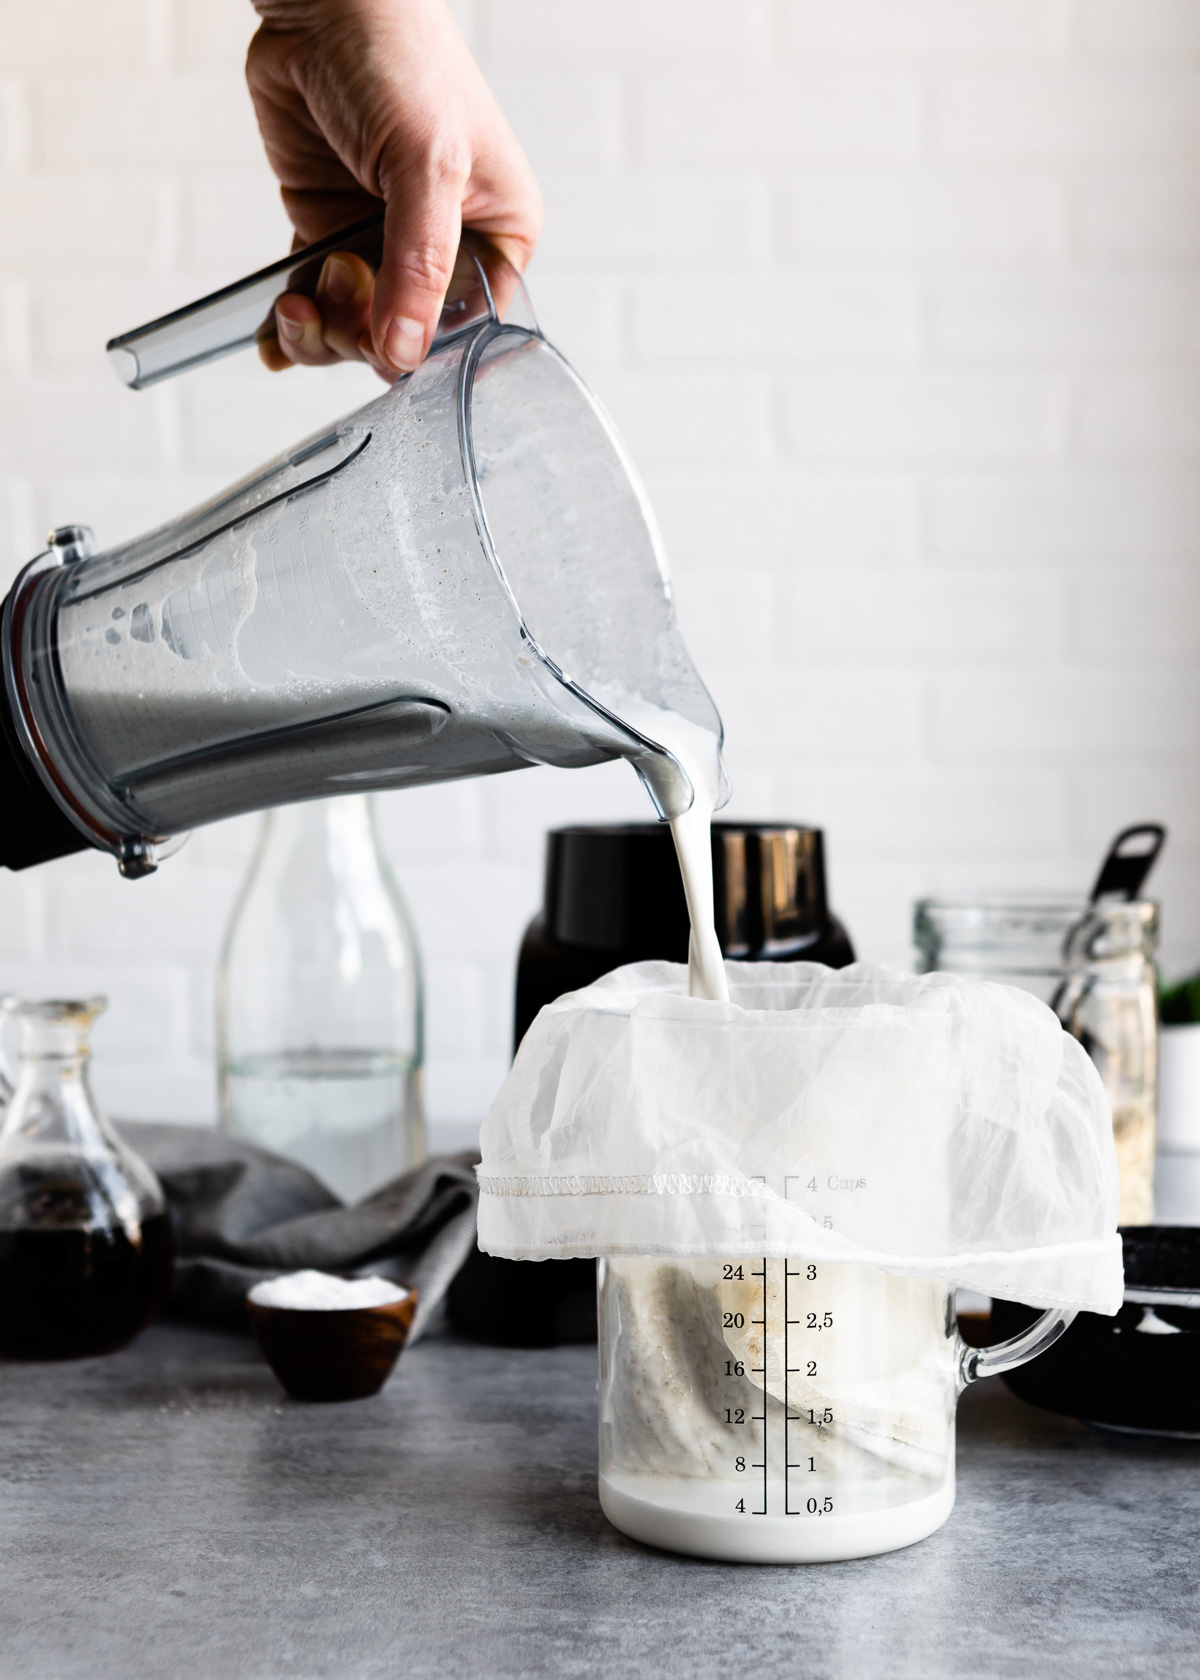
[0,996,172,1357]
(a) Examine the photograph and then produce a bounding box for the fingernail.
[321,255,356,306]
[276,308,304,344]
[383,317,425,370]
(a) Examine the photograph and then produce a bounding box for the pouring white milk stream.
[667,746,728,1004]
[617,703,728,1003]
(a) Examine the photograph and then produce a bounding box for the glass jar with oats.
[915,896,1158,1225]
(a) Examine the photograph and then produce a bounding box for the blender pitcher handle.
[105,216,537,390]
[958,1306,1075,1389]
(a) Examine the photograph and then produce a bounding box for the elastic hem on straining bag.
[476,1181,1121,1313]
[477,960,1124,1315]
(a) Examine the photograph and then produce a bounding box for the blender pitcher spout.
[1,222,724,875]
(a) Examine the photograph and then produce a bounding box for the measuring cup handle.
[958,1306,1076,1389]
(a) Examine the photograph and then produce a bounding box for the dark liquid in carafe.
[0,1213,174,1359]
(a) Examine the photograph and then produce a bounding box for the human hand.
[246,0,542,379]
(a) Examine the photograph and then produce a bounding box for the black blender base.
[446,1247,597,1347]
[0,610,89,870]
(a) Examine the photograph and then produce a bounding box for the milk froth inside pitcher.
[1,228,724,876]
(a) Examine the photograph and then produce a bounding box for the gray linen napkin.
[120,1122,479,1344]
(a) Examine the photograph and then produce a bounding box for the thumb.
[368,175,464,377]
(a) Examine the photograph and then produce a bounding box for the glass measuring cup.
[598,1252,1070,1563]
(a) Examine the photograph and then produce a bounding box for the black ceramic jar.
[511,823,854,1047]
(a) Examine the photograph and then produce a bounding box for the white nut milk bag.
[479,961,1122,1313]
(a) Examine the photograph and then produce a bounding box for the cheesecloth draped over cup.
[477,961,1123,1314]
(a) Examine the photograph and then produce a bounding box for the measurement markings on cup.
[730,1179,841,1519]
[784,1257,834,1517]
[781,1175,837,1518]
[750,1258,768,1514]
[784,1259,805,1515]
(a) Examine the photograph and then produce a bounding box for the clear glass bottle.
[0,996,173,1358]
[217,795,424,1203]
[914,896,1158,1225]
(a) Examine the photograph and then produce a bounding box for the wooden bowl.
[246,1287,418,1402]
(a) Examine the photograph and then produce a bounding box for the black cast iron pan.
[992,1227,1200,1436]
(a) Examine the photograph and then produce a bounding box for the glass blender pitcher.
[1,221,724,878]
[0,997,173,1358]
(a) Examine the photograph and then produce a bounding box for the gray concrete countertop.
[1,1322,1198,1680]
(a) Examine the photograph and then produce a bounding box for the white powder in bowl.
[248,1271,409,1312]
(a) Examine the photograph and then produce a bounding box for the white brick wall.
[2,0,1199,1150]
